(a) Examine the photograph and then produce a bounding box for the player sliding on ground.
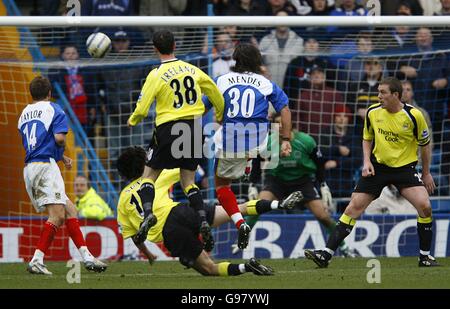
[305,77,439,268]
[127,30,224,252]
[116,146,302,276]
[18,76,107,275]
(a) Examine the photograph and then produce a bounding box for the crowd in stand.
[19,0,450,201]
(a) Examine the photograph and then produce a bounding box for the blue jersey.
[18,101,68,163]
[204,71,288,153]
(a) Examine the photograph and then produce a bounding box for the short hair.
[152,30,175,55]
[117,146,146,181]
[231,43,263,74]
[380,77,403,99]
[29,76,52,101]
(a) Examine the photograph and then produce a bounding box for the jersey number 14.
[23,123,37,150]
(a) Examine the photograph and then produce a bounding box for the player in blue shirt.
[205,43,292,250]
[19,76,107,275]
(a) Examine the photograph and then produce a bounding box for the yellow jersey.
[363,103,430,167]
[128,59,224,127]
[117,169,180,243]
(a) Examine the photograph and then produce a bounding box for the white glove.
[320,182,334,213]
[248,184,259,200]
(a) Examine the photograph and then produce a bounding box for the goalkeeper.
[116,146,303,276]
[234,113,355,257]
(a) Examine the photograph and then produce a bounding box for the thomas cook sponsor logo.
[377,128,399,142]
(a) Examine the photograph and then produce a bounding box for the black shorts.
[146,119,204,171]
[263,174,321,209]
[162,203,215,268]
[354,161,424,198]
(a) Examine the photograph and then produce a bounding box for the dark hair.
[152,30,175,55]
[380,77,403,99]
[117,146,146,181]
[231,43,263,74]
[29,76,52,101]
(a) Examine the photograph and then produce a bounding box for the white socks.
[271,201,279,209]
[32,249,45,264]
[79,246,95,262]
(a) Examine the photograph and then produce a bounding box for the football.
[86,32,111,58]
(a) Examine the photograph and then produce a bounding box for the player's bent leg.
[182,170,214,251]
[28,204,65,275]
[305,193,373,268]
[63,200,108,272]
[258,190,276,201]
[401,186,439,267]
[135,171,160,244]
[193,251,219,276]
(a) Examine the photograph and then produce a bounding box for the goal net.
[1,14,449,262]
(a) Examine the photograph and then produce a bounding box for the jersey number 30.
[227,88,256,118]
[23,123,37,151]
[170,76,198,108]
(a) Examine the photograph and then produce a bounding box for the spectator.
[327,0,367,38]
[81,0,137,16]
[293,64,344,140]
[226,0,266,15]
[139,0,187,38]
[344,32,375,83]
[348,57,384,134]
[320,104,362,198]
[74,175,113,220]
[264,0,298,15]
[212,33,236,78]
[435,0,450,15]
[301,0,335,41]
[292,0,335,15]
[283,38,333,106]
[258,10,304,87]
[51,45,97,138]
[380,0,424,15]
[396,27,449,140]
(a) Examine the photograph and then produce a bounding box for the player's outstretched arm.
[199,73,224,122]
[128,73,157,126]
[132,236,157,265]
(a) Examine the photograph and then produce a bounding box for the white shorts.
[215,157,251,179]
[23,158,69,213]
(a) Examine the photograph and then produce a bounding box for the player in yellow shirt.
[127,30,225,251]
[116,146,302,276]
[305,77,439,267]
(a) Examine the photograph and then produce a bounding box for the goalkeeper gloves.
[248,183,259,200]
[320,182,335,213]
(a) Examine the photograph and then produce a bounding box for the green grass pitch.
[0,257,449,289]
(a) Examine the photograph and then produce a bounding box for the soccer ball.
[86,32,111,58]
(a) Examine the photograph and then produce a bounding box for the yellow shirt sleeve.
[363,110,374,141]
[128,69,158,126]
[117,193,142,239]
[412,108,431,146]
[197,70,224,122]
